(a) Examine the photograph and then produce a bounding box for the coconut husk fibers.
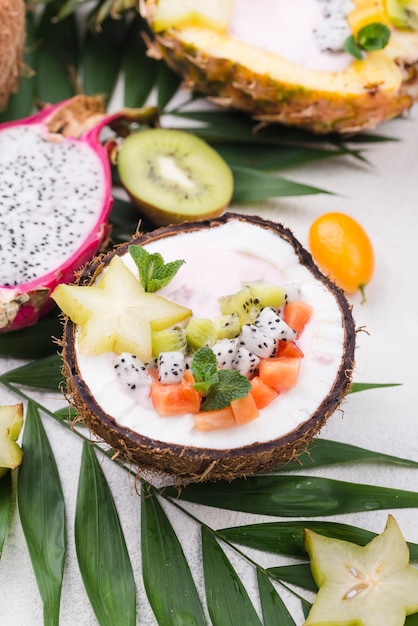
[61,213,356,484]
[0,0,25,111]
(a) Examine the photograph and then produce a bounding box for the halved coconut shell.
[61,213,355,483]
[0,0,25,111]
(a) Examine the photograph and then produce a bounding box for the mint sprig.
[344,22,391,60]
[191,347,251,411]
[129,245,185,292]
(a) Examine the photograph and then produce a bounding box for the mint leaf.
[191,347,251,409]
[357,22,390,51]
[344,23,390,60]
[200,370,251,411]
[191,347,219,395]
[129,245,185,292]
[343,35,363,60]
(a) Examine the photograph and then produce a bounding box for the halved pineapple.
[140,0,418,133]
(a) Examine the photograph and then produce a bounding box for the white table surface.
[1,104,418,625]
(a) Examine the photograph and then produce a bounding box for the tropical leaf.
[214,142,351,171]
[157,62,183,111]
[164,474,418,517]
[218,520,418,560]
[283,436,418,470]
[82,14,129,102]
[201,526,262,626]
[0,354,63,391]
[0,472,12,559]
[141,486,206,625]
[35,3,79,103]
[0,310,63,359]
[350,381,401,393]
[17,401,66,626]
[231,166,329,203]
[122,13,159,108]
[257,567,297,626]
[268,563,316,592]
[75,441,136,626]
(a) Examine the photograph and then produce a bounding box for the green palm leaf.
[141,485,206,625]
[283,436,417,470]
[122,13,159,108]
[268,563,316,592]
[218,520,418,560]
[0,311,63,359]
[214,142,351,171]
[75,441,136,626]
[0,472,12,559]
[82,14,129,102]
[202,526,262,626]
[0,354,63,391]
[35,3,79,103]
[17,401,66,626]
[231,166,329,203]
[164,474,418,517]
[257,567,297,625]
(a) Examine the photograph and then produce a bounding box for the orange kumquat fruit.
[308,212,374,302]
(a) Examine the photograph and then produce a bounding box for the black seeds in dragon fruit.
[114,353,149,390]
[239,324,277,359]
[0,125,106,286]
[212,338,238,369]
[255,307,297,342]
[232,346,260,379]
[158,351,186,384]
[313,0,354,52]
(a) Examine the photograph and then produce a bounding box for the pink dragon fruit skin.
[0,96,122,333]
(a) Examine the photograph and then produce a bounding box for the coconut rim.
[60,212,355,477]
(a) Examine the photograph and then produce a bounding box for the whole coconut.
[0,0,25,111]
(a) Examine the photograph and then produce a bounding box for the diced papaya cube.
[151,375,201,416]
[282,300,313,338]
[250,375,279,409]
[230,392,260,425]
[194,406,236,431]
[276,340,304,358]
[259,356,301,391]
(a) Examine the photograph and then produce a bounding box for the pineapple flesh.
[140,0,418,133]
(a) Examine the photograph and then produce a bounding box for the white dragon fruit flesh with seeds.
[239,324,277,358]
[212,337,239,369]
[158,351,186,384]
[255,307,296,341]
[232,345,260,378]
[0,96,119,333]
[113,353,150,390]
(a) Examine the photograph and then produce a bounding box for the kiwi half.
[60,213,355,484]
[117,128,234,226]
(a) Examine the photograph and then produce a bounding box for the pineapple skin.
[141,0,418,134]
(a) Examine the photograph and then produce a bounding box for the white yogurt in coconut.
[228,0,355,72]
[76,220,347,451]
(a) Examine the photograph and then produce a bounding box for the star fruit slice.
[52,255,192,362]
[304,514,418,626]
[0,404,23,479]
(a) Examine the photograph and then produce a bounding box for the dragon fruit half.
[0,95,153,333]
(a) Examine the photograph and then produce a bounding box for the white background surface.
[0,103,418,625]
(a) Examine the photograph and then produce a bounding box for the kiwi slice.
[386,0,418,29]
[152,328,187,356]
[219,286,262,325]
[246,281,287,308]
[185,317,217,350]
[117,128,234,226]
[214,313,241,339]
